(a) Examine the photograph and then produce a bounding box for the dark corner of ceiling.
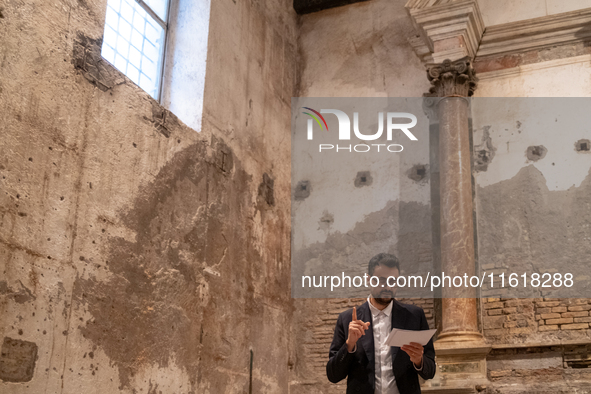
[294,0,370,15]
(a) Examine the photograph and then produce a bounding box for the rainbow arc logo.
[302,107,329,131]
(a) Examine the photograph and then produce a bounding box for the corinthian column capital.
[424,57,477,97]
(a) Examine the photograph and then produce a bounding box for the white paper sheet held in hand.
[385,328,437,347]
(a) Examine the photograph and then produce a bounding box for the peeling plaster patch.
[294,180,311,200]
[293,200,432,298]
[477,165,591,300]
[407,164,428,183]
[354,171,373,187]
[318,211,334,231]
[473,126,496,172]
[575,139,590,153]
[0,337,38,382]
[526,145,547,162]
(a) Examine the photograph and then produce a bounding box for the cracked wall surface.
[0,0,296,392]
[2,0,591,393]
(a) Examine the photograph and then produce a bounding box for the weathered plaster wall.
[470,81,591,390]
[0,0,296,392]
[291,1,436,392]
[477,0,591,27]
[298,0,429,97]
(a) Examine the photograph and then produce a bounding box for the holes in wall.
[354,171,373,188]
[408,164,428,182]
[575,139,590,153]
[318,211,334,231]
[526,145,547,162]
[295,180,310,201]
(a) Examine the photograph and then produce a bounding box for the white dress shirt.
[347,297,425,393]
[367,296,398,394]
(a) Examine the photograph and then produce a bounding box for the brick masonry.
[483,298,591,338]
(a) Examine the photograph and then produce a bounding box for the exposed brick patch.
[482,298,591,339]
[561,323,589,330]
[536,299,591,331]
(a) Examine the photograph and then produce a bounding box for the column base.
[421,331,491,391]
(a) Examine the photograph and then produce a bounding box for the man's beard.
[374,290,394,305]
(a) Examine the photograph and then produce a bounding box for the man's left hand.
[401,342,424,368]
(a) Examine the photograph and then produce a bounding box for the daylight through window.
[101,0,170,100]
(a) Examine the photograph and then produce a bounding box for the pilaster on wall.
[405,0,485,63]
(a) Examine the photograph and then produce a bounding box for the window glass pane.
[116,36,130,58]
[127,65,140,85]
[118,18,132,42]
[132,11,146,35]
[120,0,134,24]
[109,0,122,13]
[128,46,142,69]
[130,29,144,51]
[144,20,161,45]
[101,0,166,100]
[142,0,169,22]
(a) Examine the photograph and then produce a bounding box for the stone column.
[404,1,489,391]
[422,58,490,392]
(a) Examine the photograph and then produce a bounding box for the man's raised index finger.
[352,306,357,322]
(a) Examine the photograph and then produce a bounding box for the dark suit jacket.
[326,300,436,394]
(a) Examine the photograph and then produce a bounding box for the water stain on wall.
[72,138,285,391]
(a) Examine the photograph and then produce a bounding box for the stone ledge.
[492,339,591,350]
[477,8,591,58]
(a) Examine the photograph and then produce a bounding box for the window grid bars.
[135,0,167,29]
[101,0,169,100]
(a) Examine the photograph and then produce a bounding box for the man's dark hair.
[368,253,400,276]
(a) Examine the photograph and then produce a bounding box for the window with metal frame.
[101,0,170,100]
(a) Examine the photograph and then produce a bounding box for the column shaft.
[438,97,479,335]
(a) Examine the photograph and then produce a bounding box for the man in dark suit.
[326,253,436,393]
